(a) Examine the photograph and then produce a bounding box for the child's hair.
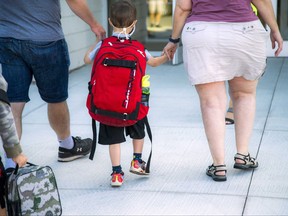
[110,0,136,28]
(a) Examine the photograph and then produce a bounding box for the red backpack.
[86,37,152,173]
[86,36,149,127]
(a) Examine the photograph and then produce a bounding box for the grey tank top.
[0,0,64,41]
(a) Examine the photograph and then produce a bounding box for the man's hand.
[91,22,106,41]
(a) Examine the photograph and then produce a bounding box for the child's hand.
[162,51,169,61]
[12,153,28,167]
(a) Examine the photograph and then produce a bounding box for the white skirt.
[181,20,269,85]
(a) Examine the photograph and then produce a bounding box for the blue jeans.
[0,38,70,103]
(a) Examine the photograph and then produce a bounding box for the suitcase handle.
[13,161,36,174]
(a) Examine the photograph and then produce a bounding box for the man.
[0,0,106,168]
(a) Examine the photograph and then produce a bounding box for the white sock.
[58,136,74,149]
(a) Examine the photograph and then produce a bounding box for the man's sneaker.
[111,172,124,187]
[129,159,149,175]
[58,136,92,162]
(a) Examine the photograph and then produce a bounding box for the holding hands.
[163,41,178,61]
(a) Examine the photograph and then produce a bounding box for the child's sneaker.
[129,159,149,175]
[111,171,124,187]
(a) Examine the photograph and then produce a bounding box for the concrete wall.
[61,0,108,70]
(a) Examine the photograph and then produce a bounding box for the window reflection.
[146,0,173,50]
[277,0,288,40]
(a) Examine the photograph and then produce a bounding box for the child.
[0,75,27,215]
[84,0,168,187]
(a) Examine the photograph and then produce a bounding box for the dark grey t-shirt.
[0,0,64,41]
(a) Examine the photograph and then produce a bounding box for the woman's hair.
[110,0,137,28]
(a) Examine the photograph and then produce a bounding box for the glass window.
[146,0,173,51]
[277,0,288,40]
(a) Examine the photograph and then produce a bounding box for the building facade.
[62,0,148,70]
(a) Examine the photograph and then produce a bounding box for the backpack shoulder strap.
[143,117,152,173]
[89,119,97,160]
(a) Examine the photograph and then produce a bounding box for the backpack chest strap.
[103,58,137,69]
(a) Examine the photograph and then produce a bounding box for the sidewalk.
[19,57,288,215]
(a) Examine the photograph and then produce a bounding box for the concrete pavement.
[8,57,288,215]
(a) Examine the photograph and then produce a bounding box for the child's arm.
[0,100,27,167]
[0,76,27,167]
[147,53,168,67]
[84,39,102,64]
[84,42,97,64]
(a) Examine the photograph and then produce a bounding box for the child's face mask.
[117,25,136,41]
[110,19,137,41]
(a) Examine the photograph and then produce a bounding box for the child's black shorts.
[98,117,146,145]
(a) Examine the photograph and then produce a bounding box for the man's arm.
[66,0,106,40]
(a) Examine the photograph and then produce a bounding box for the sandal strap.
[208,164,227,174]
[234,153,257,165]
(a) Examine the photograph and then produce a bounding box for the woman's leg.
[155,0,164,26]
[149,0,156,26]
[195,81,227,166]
[228,77,258,160]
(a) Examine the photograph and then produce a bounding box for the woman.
[164,0,283,181]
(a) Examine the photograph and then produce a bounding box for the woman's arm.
[163,0,192,60]
[171,0,192,40]
[252,0,283,56]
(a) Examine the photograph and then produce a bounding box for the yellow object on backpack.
[142,75,150,88]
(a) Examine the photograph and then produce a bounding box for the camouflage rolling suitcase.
[5,163,62,216]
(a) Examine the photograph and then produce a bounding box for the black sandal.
[206,164,227,182]
[225,107,234,125]
[234,153,258,169]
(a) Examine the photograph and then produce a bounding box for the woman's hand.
[163,42,178,61]
[270,30,283,57]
